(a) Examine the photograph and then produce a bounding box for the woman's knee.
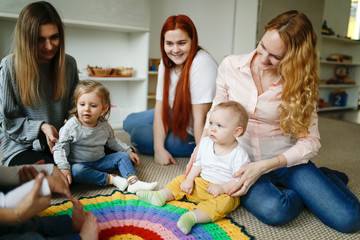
[327,209,360,233]
[130,125,154,154]
[123,110,154,134]
[123,113,136,133]
[246,190,303,226]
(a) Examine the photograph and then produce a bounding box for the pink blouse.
[206,51,321,167]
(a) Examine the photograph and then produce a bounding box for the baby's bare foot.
[80,212,99,240]
[71,198,85,232]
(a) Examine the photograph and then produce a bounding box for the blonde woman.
[187,10,360,233]
[0,1,79,166]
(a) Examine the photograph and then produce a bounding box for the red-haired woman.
[123,15,217,165]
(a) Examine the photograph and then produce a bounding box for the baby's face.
[208,108,238,144]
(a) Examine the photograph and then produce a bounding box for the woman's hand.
[129,152,140,166]
[154,148,178,165]
[40,123,59,153]
[19,166,41,184]
[15,173,51,223]
[185,145,198,176]
[227,161,265,197]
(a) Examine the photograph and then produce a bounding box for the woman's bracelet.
[12,208,21,223]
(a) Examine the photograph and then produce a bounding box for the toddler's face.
[208,108,239,145]
[76,92,107,127]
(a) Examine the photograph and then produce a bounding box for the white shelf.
[80,76,146,82]
[0,13,149,32]
[0,1,150,130]
[318,106,356,112]
[319,84,358,89]
[320,60,360,66]
[321,35,360,44]
[319,34,360,112]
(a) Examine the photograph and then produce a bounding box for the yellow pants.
[165,174,240,222]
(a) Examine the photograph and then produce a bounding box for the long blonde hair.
[69,80,111,122]
[265,10,319,137]
[13,1,66,106]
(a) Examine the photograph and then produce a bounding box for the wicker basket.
[86,65,133,77]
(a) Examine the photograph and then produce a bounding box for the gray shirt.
[53,116,132,170]
[0,54,79,165]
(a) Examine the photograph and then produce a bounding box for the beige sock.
[127,176,158,193]
[109,174,128,191]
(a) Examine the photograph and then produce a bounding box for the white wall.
[149,0,258,64]
[323,0,351,37]
[257,0,325,43]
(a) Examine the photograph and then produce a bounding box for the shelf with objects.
[0,10,150,130]
[319,33,360,112]
[147,59,161,109]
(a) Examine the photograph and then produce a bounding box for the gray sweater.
[0,54,79,165]
[53,117,132,170]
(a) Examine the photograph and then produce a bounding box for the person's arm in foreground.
[0,173,51,225]
[153,100,177,165]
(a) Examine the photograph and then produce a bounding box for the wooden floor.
[318,108,360,124]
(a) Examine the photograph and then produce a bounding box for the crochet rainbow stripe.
[40,190,253,240]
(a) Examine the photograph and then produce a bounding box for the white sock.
[109,174,128,191]
[127,176,158,193]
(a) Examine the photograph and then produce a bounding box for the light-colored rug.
[50,116,360,239]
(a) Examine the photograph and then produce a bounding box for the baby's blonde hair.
[213,101,248,136]
[70,80,111,122]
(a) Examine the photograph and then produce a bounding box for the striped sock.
[136,190,166,206]
[177,211,197,234]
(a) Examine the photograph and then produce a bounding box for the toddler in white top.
[137,101,250,234]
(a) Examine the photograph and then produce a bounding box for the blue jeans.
[240,161,360,233]
[71,152,136,185]
[123,109,196,157]
[0,215,80,239]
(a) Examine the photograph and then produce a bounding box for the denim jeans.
[240,161,360,233]
[0,215,80,240]
[123,109,196,157]
[71,152,136,185]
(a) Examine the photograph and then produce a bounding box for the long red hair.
[160,15,200,140]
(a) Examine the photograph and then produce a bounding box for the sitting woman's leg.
[164,132,195,157]
[9,149,54,166]
[240,173,304,226]
[278,161,360,233]
[123,109,155,154]
[128,120,195,157]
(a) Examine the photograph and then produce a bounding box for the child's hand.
[60,169,72,185]
[206,184,225,197]
[129,152,140,166]
[180,178,194,195]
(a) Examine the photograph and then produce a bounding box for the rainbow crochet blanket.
[40,190,254,240]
